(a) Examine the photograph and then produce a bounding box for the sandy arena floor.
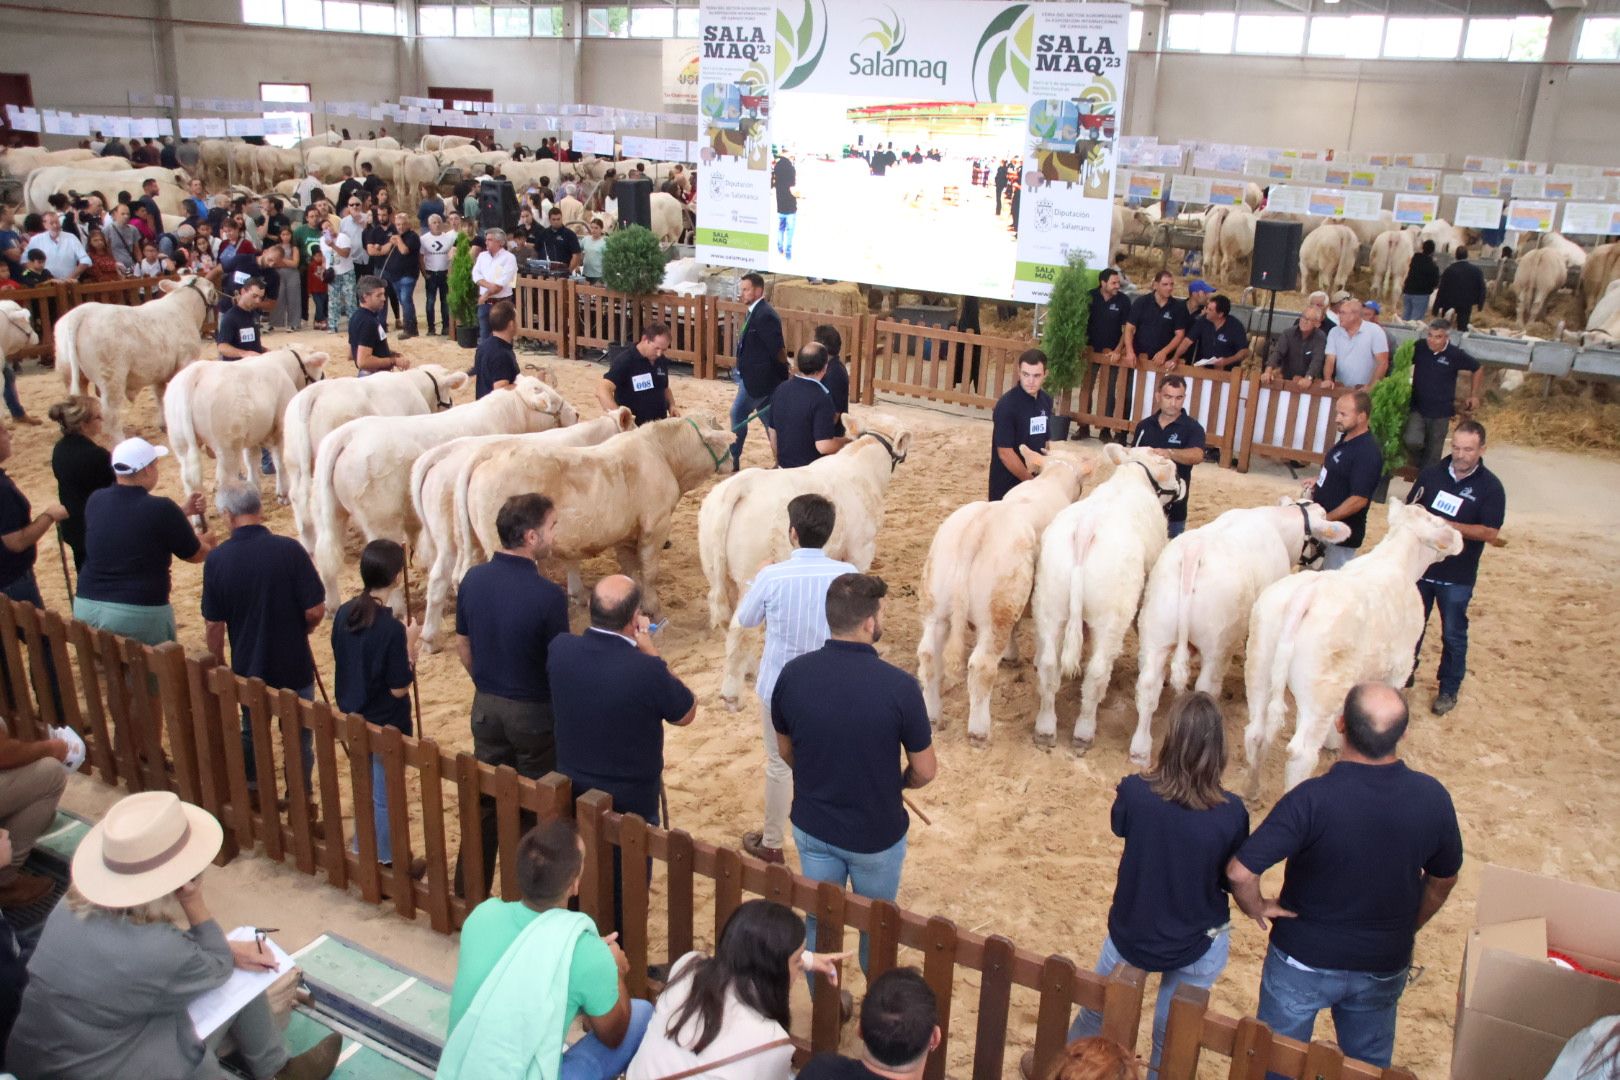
[9,323,1619,1077]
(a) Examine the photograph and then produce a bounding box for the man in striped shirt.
[735,494,856,864]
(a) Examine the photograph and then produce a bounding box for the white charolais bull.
[917,445,1094,745]
[282,365,467,552]
[1131,499,1351,766]
[163,347,329,501]
[1298,224,1358,296]
[1369,229,1416,302]
[312,376,577,609]
[1032,445,1181,750]
[465,414,737,616]
[411,407,636,650]
[1579,278,1620,345]
[698,415,913,707]
[1243,501,1463,796]
[0,301,38,360]
[56,275,218,442]
[1512,247,1567,326]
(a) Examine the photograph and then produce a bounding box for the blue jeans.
[729,375,773,465]
[1256,945,1408,1074]
[776,212,797,257]
[423,270,448,332]
[1320,543,1358,571]
[1400,294,1429,322]
[2,363,23,419]
[477,301,493,343]
[390,275,418,334]
[1415,579,1473,696]
[793,826,907,973]
[558,998,653,1080]
[348,752,400,864]
[241,683,315,790]
[1069,931,1230,1079]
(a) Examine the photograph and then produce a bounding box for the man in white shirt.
[472,228,518,343]
[731,494,857,864]
[28,213,89,281]
[1323,297,1390,390]
[294,167,322,210]
[419,214,455,337]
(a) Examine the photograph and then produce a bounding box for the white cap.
[111,436,168,475]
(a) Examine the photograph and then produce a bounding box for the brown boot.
[275,1032,341,1080]
[741,831,784,865]
[0,871,56,908]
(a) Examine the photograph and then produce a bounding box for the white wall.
[416,37,574,106]
[0,2,164,114]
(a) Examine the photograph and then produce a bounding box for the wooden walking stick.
[401,548,423,731]
[312,665,332,707]
[55,525,73,603]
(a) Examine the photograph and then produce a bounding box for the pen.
[254,926,280,955]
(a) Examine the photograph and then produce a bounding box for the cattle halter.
[862,430,908,472]
[1131,459,1185,506]
[685,417,729,473]
[288,346,323,388]
[424,369,453,410]
[1295,501,1326,569]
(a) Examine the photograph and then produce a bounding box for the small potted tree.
[602,224,668,346]
[449,231,479,348]
[1037,252,1096,441]
[1368,338,1416,501]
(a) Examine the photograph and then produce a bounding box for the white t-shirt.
[626,952,793,1080]
[420,230,454,272]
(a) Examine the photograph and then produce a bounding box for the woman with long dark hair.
[48,396,114,570]
[628,899,845,1080]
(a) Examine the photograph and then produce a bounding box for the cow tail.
[55,311,82,395]
[1169,539,1201,692]
[450,447,485,580]
[311,423,350,600]
[407,448,441,568]
[284,386,321,546]
[937,513,986,679]
[698,475,746,629]
[1060,516,1097,678]
[1266,583,1317,737]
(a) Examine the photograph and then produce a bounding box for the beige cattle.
[56,275,218,442]
[356,147,410,194]
[1203,204,1255,283]
[253,146,303,189]
[1576,242,1620,322]
[917,446,1094,745]
[1576,278,1620,344]
[1112,203,1156,255]
[1532,231,1587,272]
[297,130,344,149]
[399,152,442,200]
[1298,223,1358,296]
[1333,210,1393,249]
[0,301,38,360]
[1513,247,1568,325]
[698,415,914,707]
[502,160,563,193]
[649,191,689,244]
[1368,228,1417,301]
[303,146,356,183]
[24,166,186,215]
[1419,219,1467,258]
[0,147,96,177]
[1243,501,1462,796]
[163,347,329,500]
[465,414,737,615]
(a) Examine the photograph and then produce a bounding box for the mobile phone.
[648,619,667,635]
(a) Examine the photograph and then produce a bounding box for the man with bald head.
[1226,684,1462,1073]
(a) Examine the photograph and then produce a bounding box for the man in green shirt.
[446,820,652,1080]
[291,206,324,327]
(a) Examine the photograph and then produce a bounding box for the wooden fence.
[1,274,208,366]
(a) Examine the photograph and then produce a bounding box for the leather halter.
[287,346,323,389]
[686,417,729,473]
[425,369,453,410]
[861,430,907,472]
[1295,501,1327,569]
[1131,459,1186,506]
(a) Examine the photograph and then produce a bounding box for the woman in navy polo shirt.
[332,540,421,873]
[1066,691,1249,1076]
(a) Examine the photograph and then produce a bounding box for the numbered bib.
[1316,467,1328,486]
[631,372,655,393]
[1029,415,1048,436]
[377,326,387,341]
[234,270,251,285]
[1430,491,1463,517]
[238,328,255,344]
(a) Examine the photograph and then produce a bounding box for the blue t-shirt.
[1187,315,1248,364]
[348,306,393,369]
[200,525,324,690]
[604,345,670,425]
[1127,293,1192,359]
[768,376,838,469]
[1236,760,1463,972]
[1406,458,1505,586]
[473,337,519,399]
[1408,341,1479,420]
[1105,774,1249,971]
[331,598,413,734]
[548,629,694,819]
[822,356,851,424]
[1132,411,1206,523]
[989,387,1053,501]
[0,470,35,589]
[216,252,276,311]
[1311,430,1382,548]
[77,485,200,607]
[772,641,932,853]
[454,552,570,703]
[1087,288,1132,351]
[215,305,264,354]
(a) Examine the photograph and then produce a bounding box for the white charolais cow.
[0,301,38,361]
[698,414,913,707]
[411,407,636,650]
[57,275,218,442]
[465,414,737,616]
[1512,247,1568,326]
[1578,278,1620,345]
[917,445,1094,745]
[1298,224,1358,296]
[282,365,467,552]
[312,376,577,609]
[1032,445,1181,750]
[1243,501,1463,796]
[1369,229,1416,302]
[1131,499,1351,766]
[163,347,329,500]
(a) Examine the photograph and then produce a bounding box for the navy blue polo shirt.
[1406,458,1505,586]
[823,356,850,435]
[473,336,519,399]
[1188,315,1247,366]
[455,551,570,702]
[1311,430,1382,548]
[989,386,1053,501]
[331,598,413,734]
[348,306,393,369]
[0,469,35,589]
[200,524,324,691]
[1127,293,1191,359]
[548,628,695,820]
[604,344,671,425]
[77,485,200,607]
[1409,341,1480,420]
[215,304,264,354]
[768,376,838,469]
[772,640,933,854]
[216,252,276,312]
[1132,411,1206,523]
[1107,774,1249,972]
[1236,761,1463,972]
[1087,287,1131,351]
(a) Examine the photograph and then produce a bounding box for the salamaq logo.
[1036,33,1121,75]
[703,24,770,60]
[849,7,947,85]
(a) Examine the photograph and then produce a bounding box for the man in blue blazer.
[731,272,788,467]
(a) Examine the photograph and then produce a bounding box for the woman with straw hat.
[6,791,340,1080]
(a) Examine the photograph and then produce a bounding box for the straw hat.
[72,792,223,908]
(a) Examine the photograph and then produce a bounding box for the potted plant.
[602,224,668,346]
[449,231,479,348]
[1368,337,1416,501]
[1037,252,1096,441]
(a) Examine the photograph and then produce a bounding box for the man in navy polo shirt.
[1176,294,1250,371]
[215,278,268,359]
[813,324,852,437]
[1132,376,1206,537]
[988,349,1052,501]
[773,573,937,981]
[454,493,570,897]
[1405,420,1504,716]
[1228,684,1462,1073]
[473,300,520,399]
[596,322,679,425]
[349,275,411,375]
[1123,272,1191,373]
[201,484,325,791]
[216,245,282,316]
[1307,391,1383,570]
[768,342,846,469]
[1402,318,1482,471]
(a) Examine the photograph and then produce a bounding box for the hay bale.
[1478,382,1620,455]
[767,277,864,317]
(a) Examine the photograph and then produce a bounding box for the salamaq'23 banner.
[695,1,778,268]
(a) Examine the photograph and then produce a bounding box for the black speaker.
[1251,219,1302,291]
[617,177,653,230]
[478,178,518,234]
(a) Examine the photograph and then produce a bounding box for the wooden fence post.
[494,765,521,900]
[810,881,847,1053]
[347,714,382,903]
[1227,1016,1273,1080]
[72,621,116,786]
[575,789,615,933]
[310,706,348,890]
[186,656,236,863]
[972,935,1015,1080]
[416,739,453,933]
[379,724,414,918]
[619,813,649,999]
[921,916,957,1080]
[1032,955,1078,1080]
[243,679,282,860]
[279,692,316,876]
[152,643,201,804]
[1158,982,1210,1080]
[665,829,694,963]
[712,845,742,944]
[208,666,255,850]
[0,602,37,737]
[14,603,57,732]
[1099,964,1149,1055]
[454,752,487,909]
[867,899,901,983]
[1302,1041,1345,1079]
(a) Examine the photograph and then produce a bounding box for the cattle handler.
[596,322,679,425]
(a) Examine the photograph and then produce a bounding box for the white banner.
[570,130,616,156]
[1169,174,1211,205]
[1392,193,1439,225]
[1506,199,1557,233]
[1561,203,1620,236]
[1454,196,1504,230]
[694,0,776,269]
[1265,185,1310,216]
[621,136,690,162]
[663,39,701,107]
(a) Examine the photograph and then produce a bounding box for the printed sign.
[1264,185,1310,215]
[1307,188,1346,217]
[1454,197,1504,230]
[1208,178,1246,206]
[1169,174,1211,205]
[1506,199,1557,232]
[663,39,702,106]
[1124,170,1163,201]
[1392,193,1439,225]
[1560,203,1620,237]
[1511,175,1547,199]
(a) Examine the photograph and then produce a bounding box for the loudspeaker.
[1251,219,1302,291]
[478,178,518,234]
[617,177,653,231]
